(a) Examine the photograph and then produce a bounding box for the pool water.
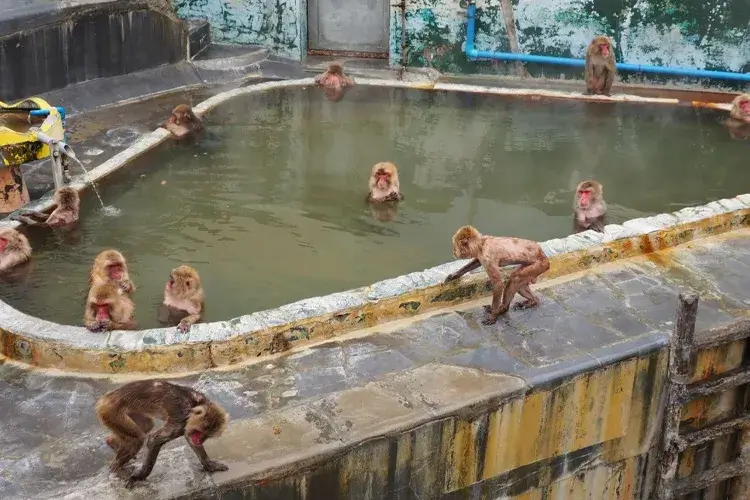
[2,85,747,327]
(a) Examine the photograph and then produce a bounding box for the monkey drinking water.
[573,180,607,233]
[163,104,203,139]
[444,226,549,325]
[11,186,80,228]
[95,379,229,486]
[585,36,617,96]
[314,64,355,102]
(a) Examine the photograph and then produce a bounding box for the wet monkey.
[573,180,607,233]
[366,162,404,203]
[585,36,617,96]
[95,379,228,486]
[11,187,80,227]
[444,226,550,325]
[84,283,136,332]
[725,93,750,139]
[314,64,355,102]
[160,265,205,333]
[0,228,31,272]
[162,104,203,139]
[89,249,135,294]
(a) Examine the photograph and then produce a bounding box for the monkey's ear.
[191,405,206,417]
[185,280,192,288]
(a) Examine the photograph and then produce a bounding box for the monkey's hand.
[203,460,229,473]
[177,320,192,333]
[120,280,135,294]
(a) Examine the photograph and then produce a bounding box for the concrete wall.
[173,0,303,59]
[0,1,187,100]
[173,0,750,88]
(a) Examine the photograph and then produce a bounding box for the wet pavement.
[1,229,749,499]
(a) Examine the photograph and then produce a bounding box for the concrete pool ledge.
[0,78,745,374]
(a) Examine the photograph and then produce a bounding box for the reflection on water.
[2,86,747,327]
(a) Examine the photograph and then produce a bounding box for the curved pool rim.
[0,77,745,375]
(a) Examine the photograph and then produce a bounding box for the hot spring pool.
[2,85,748,328]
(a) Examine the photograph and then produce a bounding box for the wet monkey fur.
[444,226,550,325]
[366,162,404,203]
[84,283,136,332]
[163,104,204,138]
[573,180,607,233]
[0,228,31,272]
[314,64,355,101]
[95,380,228,486]
[11,187,80,228]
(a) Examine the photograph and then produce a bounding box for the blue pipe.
[465,3,750,83]
[30,107,66,119]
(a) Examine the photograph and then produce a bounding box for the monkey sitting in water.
[573,180,607,233]
[724,93,750,140]
[96,379,229,486]
[162,104,203,139]
[366,162,404,203]
[314,64,355,102]
[11,186,80,228]
[0,228,31,272]
[158,265,205,333]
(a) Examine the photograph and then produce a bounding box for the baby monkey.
[96,379,229,486]
[161,265,205,333]
[314,64,355,102]
[573,180,607,233]
[444,226,550,325]
[0,228,31,272]
[163,104,203,139]
[84,283,136,332]
[90,249,135,294]
[11,186,79,228]
[366,162,404,203]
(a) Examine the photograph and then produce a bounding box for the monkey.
[162,104,204,139]
[159,265,204,333]
[0,228,31,272]
[95,379,228,486]
[724,94,750,139]
[444,226,550,325]
[366,162,404,203]
[585,36,617,96]
[89,249,135,295]
[314,64,355,102]
[84,283,136,332]
[573,180,607,233]
[10,187,80,228]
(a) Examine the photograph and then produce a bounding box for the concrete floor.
[1,228,749,499]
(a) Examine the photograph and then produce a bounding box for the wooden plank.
[655,292,699,500]
[678,414,750,451]
[693,319,750,351]
[673,458,748,496]
[688,368,750,400]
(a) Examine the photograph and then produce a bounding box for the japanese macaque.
[89,249,135,294]
[0,228,31,272]
[84,283,136,332]
[724,94,750,139]
[573,180,607,233]
[161,265,204,333]
[314,64,355,102]
[10,187,80,227]
[162,104,203,139]
[95,379,228,486]
[585,36,617,96]
[444,226,550,325]
[366,162,404,203]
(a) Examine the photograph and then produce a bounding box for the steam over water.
[2,86,747,327]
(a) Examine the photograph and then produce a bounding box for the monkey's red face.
[166,275,175,291]
[375,169,392,188]
[577,188,592,208]
[107,263,123,280]
[0,238,7,251]
[95,303,110,321]
[599,44,610,57]
[741,100,750,114]
[189,430,205,446]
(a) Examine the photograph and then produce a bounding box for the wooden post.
[655,291,699,500]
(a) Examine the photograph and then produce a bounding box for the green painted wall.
[172,0,750,88]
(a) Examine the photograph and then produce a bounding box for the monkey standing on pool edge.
[585,35,617,96]
[444,226,550,325]
[96,379,229,486]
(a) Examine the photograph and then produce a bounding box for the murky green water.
[2,86,748,327]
